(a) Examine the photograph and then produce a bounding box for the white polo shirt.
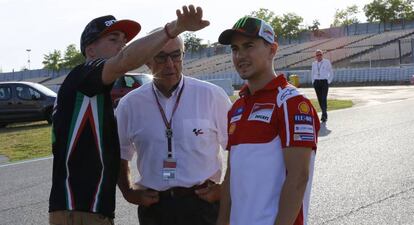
[116,76,231,191]
[311,58,334,84]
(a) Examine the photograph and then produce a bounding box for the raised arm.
[102,5,209,85]
[327,60,334,84]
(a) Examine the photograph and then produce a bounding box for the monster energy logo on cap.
[233,16,250,29]
[218,16,275,45]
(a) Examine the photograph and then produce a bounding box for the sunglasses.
[153,50,184,64]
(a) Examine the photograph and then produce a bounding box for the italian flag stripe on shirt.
[64,92,105,211]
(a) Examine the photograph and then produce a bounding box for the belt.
[157,180,214,198]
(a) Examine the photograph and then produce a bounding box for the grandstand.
[2,20,414,88]
[292,29,414,69]
[351,34,414,65]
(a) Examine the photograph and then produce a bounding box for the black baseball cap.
[80,15,141,55]
[218,16,275,45]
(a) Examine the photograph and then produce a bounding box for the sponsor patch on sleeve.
[294,114,313,124]
[248,103,275,123]
[277,86,300,107]
[298,101,310,114]
[294,124,314,134]
[229,123,236,135]
[294,134,315,141]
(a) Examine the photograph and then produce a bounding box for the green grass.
[0,121,52,162]
[310,99,353,112]
[0,98,352,162]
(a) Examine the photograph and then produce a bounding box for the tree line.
[42,0,414,71]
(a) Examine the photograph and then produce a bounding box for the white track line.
[0,156,52,168]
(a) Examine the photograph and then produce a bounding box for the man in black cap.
[48,5,209,225]
[216,16,320,225]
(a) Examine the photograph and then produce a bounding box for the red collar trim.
[239,74,288,97]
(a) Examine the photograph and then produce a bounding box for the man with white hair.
[116,25,231,225]
[311,49,333,122]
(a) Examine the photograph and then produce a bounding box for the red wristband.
[164,23,176,39]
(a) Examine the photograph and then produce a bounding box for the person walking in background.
[216,16,320,225]
[115,23,231,225]
[311,49,333,122]
[49,5,210,225]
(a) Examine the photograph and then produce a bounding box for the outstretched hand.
[171,5,210,36]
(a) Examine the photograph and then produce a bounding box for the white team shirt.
[311,58,334,84]
[116,76,231,191]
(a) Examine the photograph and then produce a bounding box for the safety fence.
[0,69,69,82]
[193,66,414,86]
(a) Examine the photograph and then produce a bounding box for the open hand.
[171,5,210,36]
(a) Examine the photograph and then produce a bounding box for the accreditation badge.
[162,158,177,181]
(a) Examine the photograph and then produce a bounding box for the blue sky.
[0,0,371,72]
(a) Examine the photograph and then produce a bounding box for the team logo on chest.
[248,103,275,123]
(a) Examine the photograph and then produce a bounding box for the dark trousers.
[313,79,329,119]
[138,195,219,225]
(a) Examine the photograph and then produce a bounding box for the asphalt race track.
[1,85,414,225]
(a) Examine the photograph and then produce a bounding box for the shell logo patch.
[229,123,236,135]
[298,101,310,114]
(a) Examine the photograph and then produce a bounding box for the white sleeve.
[115,100,136,161]
[311,62,316,84]
[213,87,232,150]
[327,60,334,84]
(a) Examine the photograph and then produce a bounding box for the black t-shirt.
[49,59,120,218]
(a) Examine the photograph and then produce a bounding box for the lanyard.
[317,60,323,76]
[152,79,185,158]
